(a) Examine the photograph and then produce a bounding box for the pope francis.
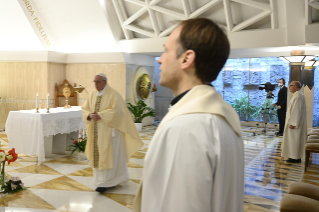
[82,73,143,193]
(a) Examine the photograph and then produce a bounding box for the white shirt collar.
[97,85,107,96]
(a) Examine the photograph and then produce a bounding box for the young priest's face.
[157,26,183,89]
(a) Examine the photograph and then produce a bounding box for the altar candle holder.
[46,108,50,113]
[36,108,40,113]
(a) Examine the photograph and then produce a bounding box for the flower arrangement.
[66,137,87,155]
[0,148,27,193]
[2,177,27,194]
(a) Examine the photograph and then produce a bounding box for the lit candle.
[47,93,50,108]
[36,93,39,108]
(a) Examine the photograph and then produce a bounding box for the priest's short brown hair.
[176,18,230,83]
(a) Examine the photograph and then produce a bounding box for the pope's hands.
[289,125,295,129]
[89,112,101,121]
[277,106,281,110]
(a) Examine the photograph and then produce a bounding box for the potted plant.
[66,137,87,160]
[127,100,155,131]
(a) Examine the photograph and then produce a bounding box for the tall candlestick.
[47,93,50,108]
[36,93,39,108]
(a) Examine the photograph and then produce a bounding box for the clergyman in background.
[281,81,307,163]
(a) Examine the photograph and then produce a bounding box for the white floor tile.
[17,162,38,167]
[0,140,8,145]
[128,168,143,180]
[44,163,90,175]
[29,189,132,212]
[142,140,151,144]
[4,166,21,171]
[67,176,96,190]
[6,173,35,178]
[129,158,144,167]
[22,174,62,187]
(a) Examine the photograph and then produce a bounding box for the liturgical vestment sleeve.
[81,100,94,126]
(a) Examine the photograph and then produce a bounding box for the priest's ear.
[180,50,196,70]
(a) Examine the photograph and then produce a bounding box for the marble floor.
[0,125,319,212]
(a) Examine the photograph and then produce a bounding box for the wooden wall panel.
[0,62,48,99]
[66,63,126,105]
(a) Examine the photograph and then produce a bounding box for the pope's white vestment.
[93,128,128,187]
[281,90,307,159]
[134,85,244,212]
[82,85,143,187]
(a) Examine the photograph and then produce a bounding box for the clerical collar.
[170,89,190,106]
[97,85,107,96]
[170,84,213,106]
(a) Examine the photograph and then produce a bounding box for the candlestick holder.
[46,108,50,113]
[36,108,40,113]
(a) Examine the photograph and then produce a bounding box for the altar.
[5,107,85,165]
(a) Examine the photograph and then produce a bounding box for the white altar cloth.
[5,107,85,165]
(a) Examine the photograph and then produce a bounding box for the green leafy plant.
[127,100,155,123]
[67,137,87,155]
[231,95,251,120]
[230,95,277,121]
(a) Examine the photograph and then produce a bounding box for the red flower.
[7,148,18,165]
[73,140,77,144]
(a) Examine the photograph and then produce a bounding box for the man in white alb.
[134,18,244,212]
[82,73,143,192]
[281,81,307,163]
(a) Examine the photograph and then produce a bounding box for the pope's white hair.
[96,73,107,81]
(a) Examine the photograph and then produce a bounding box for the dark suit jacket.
[275,86,287,110]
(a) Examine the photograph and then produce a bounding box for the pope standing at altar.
[81,73,143,193]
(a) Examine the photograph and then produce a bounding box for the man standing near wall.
[134,18,244,212]
[281,81,307,163]
[82,73,143,192]
[273,78,287,136]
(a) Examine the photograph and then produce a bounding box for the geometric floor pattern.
[0,125,319,212]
